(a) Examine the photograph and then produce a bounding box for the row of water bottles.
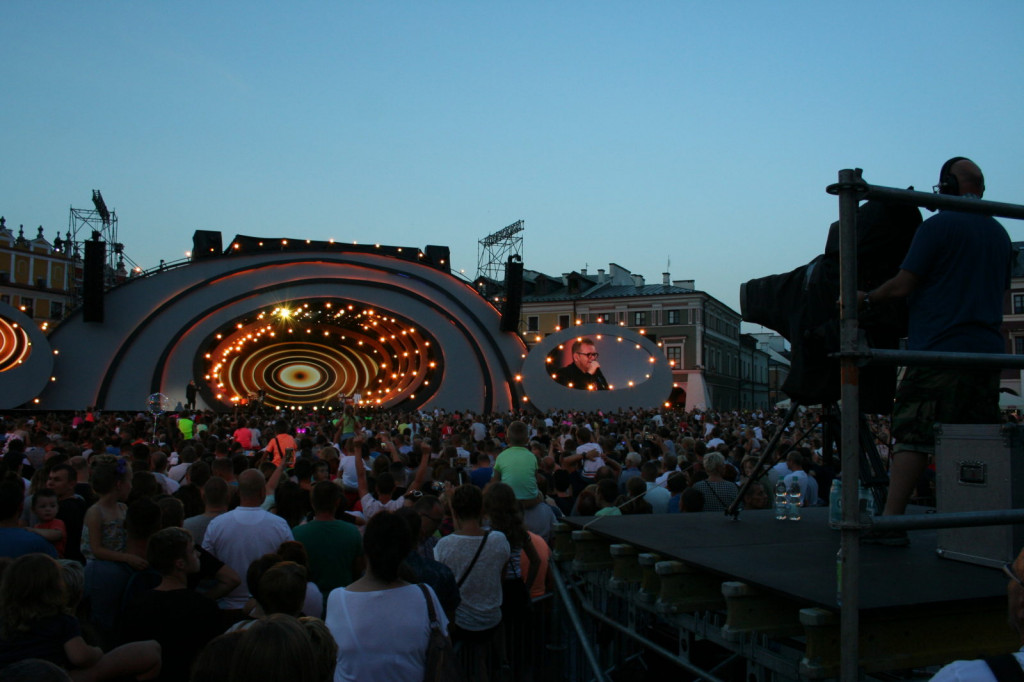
[827,476,876,528]
[773,477,803,521]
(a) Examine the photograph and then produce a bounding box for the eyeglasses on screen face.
[574,352,599,359]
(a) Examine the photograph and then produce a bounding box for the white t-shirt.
[360,493,405,521]
[325,583,447,682]
[434,531,510,631]
[304,581,324,619]
[338,455,359,489]
[644,482,672,514]
[577,442,604,479]
[202,506,294,610]
[930,651,1024,682]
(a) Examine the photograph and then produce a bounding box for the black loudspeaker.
[424,245,450,274]
[83,240,105,323]
[500,257,524,333]
[936,156,968,196]
[192,230,223,260]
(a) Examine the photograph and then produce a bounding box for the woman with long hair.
[434,483,510,681]
[482,483,540,617]
[324,512,448,682]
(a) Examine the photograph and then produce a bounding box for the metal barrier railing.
[829,170,1024,682]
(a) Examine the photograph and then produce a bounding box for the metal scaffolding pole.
[870,508,1024,532]
[857,348,1024,369]
[835,169,863,682]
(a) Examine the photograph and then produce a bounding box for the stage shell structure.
[12,235,535,413]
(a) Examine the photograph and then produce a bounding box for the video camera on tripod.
[740,194,922,413]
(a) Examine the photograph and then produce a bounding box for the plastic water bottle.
[774,479,788,520]
[787,477,802,521]
[858,484,876,524]
[829,478,842,529]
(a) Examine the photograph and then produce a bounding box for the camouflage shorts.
[891,366,1000,455]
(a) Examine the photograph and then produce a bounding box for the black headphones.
[936,156,969,195]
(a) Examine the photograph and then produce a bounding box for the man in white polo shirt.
[202,468,293,614]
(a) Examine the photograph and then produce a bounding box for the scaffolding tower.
[69,190,128,277]
[476,219,524,284]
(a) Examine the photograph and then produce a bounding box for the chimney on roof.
[598,268,606,283]
[581,268,588,277]
[631,274,645,287]
[662,272,670,285]
[673,279,695,291]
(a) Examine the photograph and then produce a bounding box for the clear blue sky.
[3,2,1022,319]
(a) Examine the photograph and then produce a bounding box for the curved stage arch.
[38,248,528,413]
[0,301,54,409]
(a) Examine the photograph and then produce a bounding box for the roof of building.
[524,281,698,302]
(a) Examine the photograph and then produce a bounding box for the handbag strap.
[986,655,1024,682]
[418,583,440,626]
[706,481,730,508]
[456,531,490,588]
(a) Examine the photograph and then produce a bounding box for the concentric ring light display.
[0,301,53,409]
[202,301,440,409]
[0,314,31,372]
[37,247,524,413]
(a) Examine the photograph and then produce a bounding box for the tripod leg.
[727,402,802,516]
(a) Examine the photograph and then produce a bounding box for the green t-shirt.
[493,446,539,501]
[292,519,363,596]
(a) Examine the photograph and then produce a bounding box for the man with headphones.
[856,157,1012,544]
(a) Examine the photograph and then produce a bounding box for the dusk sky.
[3,2,1022,320]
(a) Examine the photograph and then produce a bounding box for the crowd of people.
[0,403,895,680]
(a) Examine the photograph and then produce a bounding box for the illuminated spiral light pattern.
[203,301,441,409]
[222,342,378,407]
[0,313,32,372]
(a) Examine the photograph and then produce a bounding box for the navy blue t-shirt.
[469,466,493,489]
[901,209,1011,353]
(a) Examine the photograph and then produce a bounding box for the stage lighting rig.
[92,190,110,225]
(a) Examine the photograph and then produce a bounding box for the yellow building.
[0,217,76,332]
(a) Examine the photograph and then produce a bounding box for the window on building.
[632,311,647,327]
[1015,294,1024,315]
[0,295,9,304]
[527,316,539,332]
[1016,337,1024,355]
[665,309,681,325]
[558,314,570,330]
[51,301,64,319]
[20,297,33,318]
[665,346,682,368]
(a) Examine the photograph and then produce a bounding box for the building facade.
[0,217,76,333]
[1001,243,1024,401]
[739,333,772,411]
